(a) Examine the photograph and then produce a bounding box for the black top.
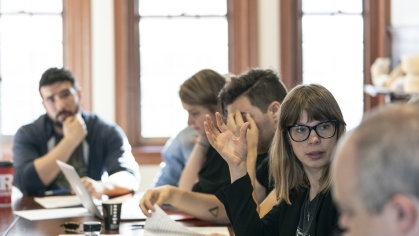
[192,146,268,194]
[256,157,274,195]
[216,174,342,236]
[296,190,319,236]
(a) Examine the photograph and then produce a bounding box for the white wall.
[391,0,419,27]
[91,0,115,123]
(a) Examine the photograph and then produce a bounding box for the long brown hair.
[269,84,346,204]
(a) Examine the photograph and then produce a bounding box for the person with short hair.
[185,69,287,196]
[332,104,419,236]
[155,69,225,188]
[13,67,140,198]
[205,84,345,235]
[140,68,287,223]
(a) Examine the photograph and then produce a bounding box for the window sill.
[132,145,164,165]
[1,142,163,165]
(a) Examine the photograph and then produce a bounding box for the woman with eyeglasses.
[204,84,345,236]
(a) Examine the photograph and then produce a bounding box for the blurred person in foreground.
[333,104,419,236]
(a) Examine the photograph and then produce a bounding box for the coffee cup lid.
[0,161,13,167]
[83,221,101,231]
[102,199,123,205]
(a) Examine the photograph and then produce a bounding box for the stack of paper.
[34,195,82,208]
[14,207,91,220]
[144,204,230,236]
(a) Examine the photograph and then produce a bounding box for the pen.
[44,188,72,196]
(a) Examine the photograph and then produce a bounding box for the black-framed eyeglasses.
[286,120,339,142]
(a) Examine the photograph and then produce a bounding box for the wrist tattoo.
[209,206,219,217]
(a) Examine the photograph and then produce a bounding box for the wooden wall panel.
[279,0,302,91]
[114,0,141,145]
[227,0,259,75]
[364,0,391,111]
[63,0,92,111]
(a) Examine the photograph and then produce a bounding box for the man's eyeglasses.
[286,120,339,142]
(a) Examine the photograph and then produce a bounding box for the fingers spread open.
[216,112,229,133]
[246,113,257,130]
[235,110,244,124]
[205,127,216,147]
[240,122,250,141]
[205,114,219,136]
[227,112,237,131]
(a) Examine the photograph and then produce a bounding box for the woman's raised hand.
[204,112,249,180]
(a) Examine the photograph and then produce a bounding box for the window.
[138,0,229,139]
[280,0,390,130]
[301,0,364,130]
[0,0,63,136]
[114,0,258,147]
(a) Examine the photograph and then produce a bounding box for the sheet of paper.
[34,195,82,208]
[187,227,230,235]
[143,227,230,236]
[14,207,92,220]
[145,204,199,235]
[144,204,230,235]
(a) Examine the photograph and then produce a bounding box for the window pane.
[302,15,363,43]
[139,16,228,138]
[302,7,363,131]
[139,0,227,16]
[302,0,334,13]
[303,71,364,131]
[0,0,62,13]
[302,0,362,13]
[302,15,363,73]
[0,13,63,135]
[336,0,362,13]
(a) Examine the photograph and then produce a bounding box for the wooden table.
[1,193,234,236]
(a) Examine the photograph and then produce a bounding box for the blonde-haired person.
[205,84,345,235]
[155,69,226,189]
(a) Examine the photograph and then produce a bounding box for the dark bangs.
[279,84,346,131]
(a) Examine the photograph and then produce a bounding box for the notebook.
[56,160,146,220]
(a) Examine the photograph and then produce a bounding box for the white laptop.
[56,160,146,220]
